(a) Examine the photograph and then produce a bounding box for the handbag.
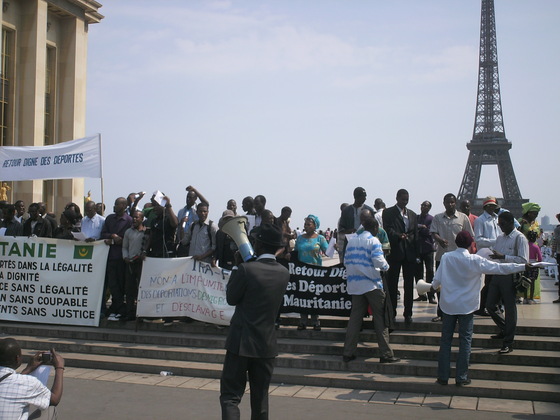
[513,272,532,292]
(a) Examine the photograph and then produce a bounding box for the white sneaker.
[107,314,122,321]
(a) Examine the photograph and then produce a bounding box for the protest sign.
[0,134,102,181]
[137,257,234,325]
[0,237,108,326]
[137,258,352,326]
[281,260,351,316]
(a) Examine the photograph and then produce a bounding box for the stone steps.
[2,320,559,402]
[16,335,560,384]
[19,350,560,403]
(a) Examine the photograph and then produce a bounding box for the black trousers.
[125,259,143,319]
[478,274,493,312]
[557,253,560,297]
[220,351,275,420]
[415,251,435,283]
[486,274,517,347]
[386,257,415,318]
[106,259,126,316]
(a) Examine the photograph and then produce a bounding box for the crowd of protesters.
[1,187,558,384]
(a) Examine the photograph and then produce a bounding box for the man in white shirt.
[430,193,474,321]
[473,196,500,316]
[373,198,385,228]
[81,200,105,241]
[432,231,525,386]
[474,196,500,249]
[182,203,218,264]
[0,338,65,419]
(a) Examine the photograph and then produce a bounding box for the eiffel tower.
[457,0,528,218]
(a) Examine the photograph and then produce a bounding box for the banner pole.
[98,133,105,213]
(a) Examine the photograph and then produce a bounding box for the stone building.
[0,0,103,212]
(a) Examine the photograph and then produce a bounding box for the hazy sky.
[84,1,559,231]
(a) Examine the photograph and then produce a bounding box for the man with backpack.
[181,202,218,265]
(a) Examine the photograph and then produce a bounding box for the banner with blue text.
[0,134,102,181]
[0,237,108,326]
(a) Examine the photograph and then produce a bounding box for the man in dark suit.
[382,189,419,325]
[219,223,290,420]
[338,187,375,261]
[22,203,52,237]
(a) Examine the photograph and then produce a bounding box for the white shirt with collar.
[474,211,500,249]
[0,366,51,420]
[81,213,106,240]
[433,248,525,315]
[494,229,529,264]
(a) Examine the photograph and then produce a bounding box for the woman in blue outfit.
[294,214,328,330]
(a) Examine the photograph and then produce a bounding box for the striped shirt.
[344,231,389,295]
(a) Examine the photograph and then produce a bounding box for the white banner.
[0,134,102,181]
[137,257,234,326]
[0,237,108,326]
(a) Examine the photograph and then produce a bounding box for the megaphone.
[416,279,433,296]
[220,216,255,262]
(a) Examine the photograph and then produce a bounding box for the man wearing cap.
[474,196,500,250]
[220,224,290,420]
[432,231,526,386]
[473,196,500,316]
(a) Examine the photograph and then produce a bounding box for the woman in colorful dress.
[517,202,542,302]
[518,202,541,237]
[294,214,328,331]
[524,231,542,304]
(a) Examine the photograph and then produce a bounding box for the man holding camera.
[0,338,64,419]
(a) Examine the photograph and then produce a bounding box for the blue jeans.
[437,312,473,382]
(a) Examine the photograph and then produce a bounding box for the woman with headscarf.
[294,214,329,331]
[517,203,542,303]
[518,203,541,237]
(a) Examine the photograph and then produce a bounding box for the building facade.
[1,0,102,213]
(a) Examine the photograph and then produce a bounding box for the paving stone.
[67,368,112,379]
[156,375,197,387]
[115,372,166,385]
[268,384,280,394]
[533,401,560,416]
[199,379,221,391]
[368,391,399,405]
[395,392,424,406]
[449,396,478,411]
[422,394,451,409]
[62,367,96,378]
[319,388,374,402]
[269,384,303,397]
[177,377,214,389]
[94,371,132,381]
[478,397,534,414]
[293,386,327,399]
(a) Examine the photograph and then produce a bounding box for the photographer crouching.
[0,338,64,419]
